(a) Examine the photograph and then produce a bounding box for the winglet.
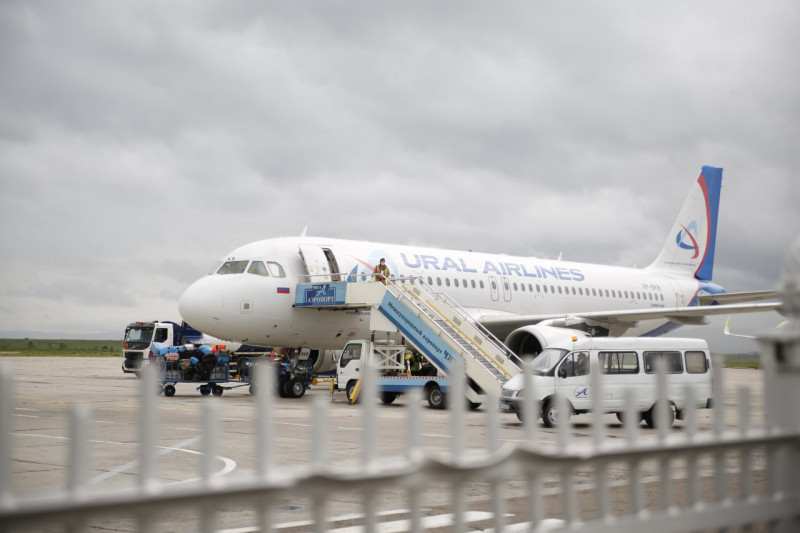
[646,166,723,280]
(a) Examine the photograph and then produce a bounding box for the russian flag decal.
[277,287,290,294]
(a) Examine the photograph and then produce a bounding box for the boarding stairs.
[295,276,522,402]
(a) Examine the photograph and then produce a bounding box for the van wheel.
[644,402,675,429]
[616,411,644,425]
[542,399,569,428]
[427,385,446,409]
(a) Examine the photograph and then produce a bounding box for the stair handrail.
[388,276,524,370]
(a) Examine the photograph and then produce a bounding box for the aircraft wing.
[477,301,783,339]
[696,290,779,306]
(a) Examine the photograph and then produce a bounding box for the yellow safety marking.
[349,378,363,404]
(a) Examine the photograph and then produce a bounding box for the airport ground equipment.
[274,348,315,398]
[122,320,202,374]
[296,277,524,406]
[150,344,245,397]
[332,339,451,407]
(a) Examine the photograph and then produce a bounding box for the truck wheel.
[427,386,446,410]
[212,385,224,397]
[288,379,305,398]
[346,381,359,404]
[381,392,398,405]
[542,399,569,428]
[163,384,176,397]
[644,402,675,429]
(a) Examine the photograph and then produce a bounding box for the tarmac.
[2,356,767,531]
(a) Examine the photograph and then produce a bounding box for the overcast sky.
[1,2,797,352]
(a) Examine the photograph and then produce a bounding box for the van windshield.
[531,347,569,375]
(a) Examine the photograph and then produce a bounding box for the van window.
[559,351,590,377]
[644,351,684,374]
[599,351,639,374]
[685,351,709,374]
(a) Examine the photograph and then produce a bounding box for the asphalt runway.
[2,357,767,531]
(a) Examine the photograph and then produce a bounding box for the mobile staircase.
[295,276,523,405]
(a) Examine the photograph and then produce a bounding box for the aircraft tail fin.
[646,166,722,281]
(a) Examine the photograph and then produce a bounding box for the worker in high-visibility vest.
[372,258,391,284]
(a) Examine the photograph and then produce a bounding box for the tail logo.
[675,221,700,259]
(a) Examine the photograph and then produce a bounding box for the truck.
[122,321,202,375]
[332,340,450,408]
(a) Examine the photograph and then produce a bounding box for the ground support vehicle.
[122,321,202,374]
[332,340,452,409]
[499,336,714,428]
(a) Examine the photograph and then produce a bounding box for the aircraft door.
[488,275,499,301]
[501,277,512,302]
[298,245,334,282]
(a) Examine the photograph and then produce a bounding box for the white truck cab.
[500,336,713,428]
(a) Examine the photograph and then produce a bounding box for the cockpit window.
[267,262,286,277]
[217,260,249,275]
[247,261,269,276]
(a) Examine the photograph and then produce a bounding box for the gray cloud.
[1,1,797,349]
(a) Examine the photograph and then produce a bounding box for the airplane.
[178,166,781,373]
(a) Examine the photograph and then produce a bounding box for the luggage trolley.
[151,343,251,397]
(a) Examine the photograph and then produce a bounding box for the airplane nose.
[178,277,224,336]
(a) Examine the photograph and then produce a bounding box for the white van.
[499,337,713,428]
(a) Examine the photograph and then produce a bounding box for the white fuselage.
[178,236,704,349]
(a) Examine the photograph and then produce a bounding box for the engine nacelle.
[504,325,588,358]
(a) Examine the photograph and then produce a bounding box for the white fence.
[1,332,799,533]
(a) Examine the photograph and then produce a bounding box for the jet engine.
[504,325,588,359]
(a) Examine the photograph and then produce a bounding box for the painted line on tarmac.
[11,432,238,485]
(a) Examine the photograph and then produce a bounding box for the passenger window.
[644,351,684,374]
[479,280,485,289]
[454,279,459,287]
[437,277,442,286]
[471,280,476,289]
[217,260,249,275]
[685,351,709,374]
[599,351,639,374]
[521,283,526,292]
[247,261,269,276]
[445,278,451,287]
[428,277,433,285]
[267,262,286,277]
[513,282,518,291]
[559,351,590,377]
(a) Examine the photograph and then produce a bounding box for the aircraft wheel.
[200,386,211,396]
[381,392,398,405]
[212,385,224,397]
[163,384,176,397]
[277,378,289,398]
[427,385,446,410]
[288,379,305,398]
